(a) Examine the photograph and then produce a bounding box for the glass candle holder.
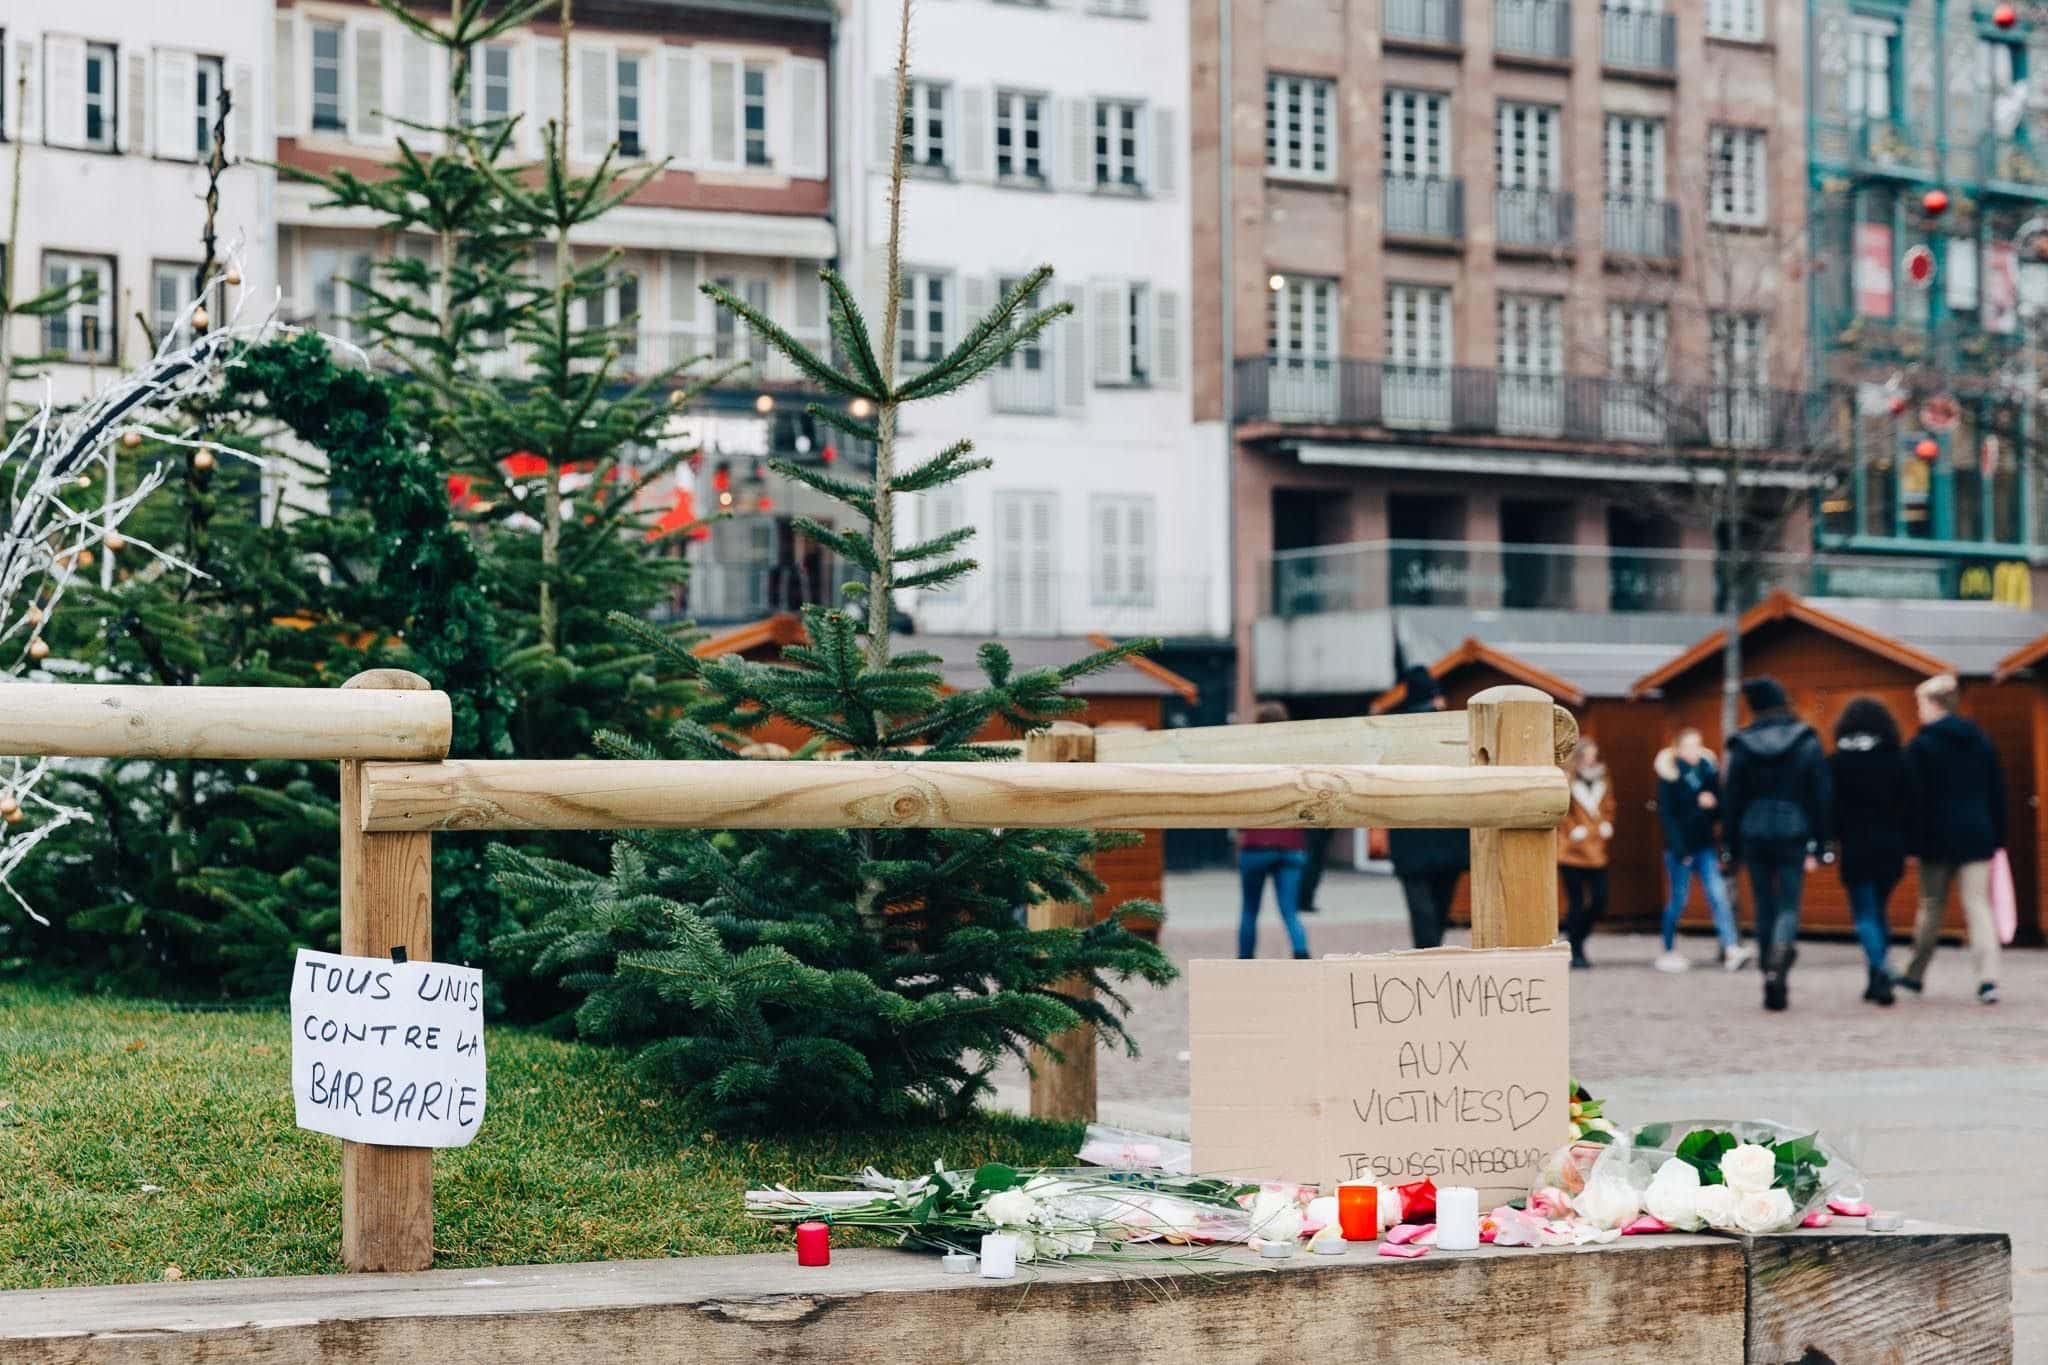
[1337,1181,1379,1241]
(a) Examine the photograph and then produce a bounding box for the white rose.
[1694,1185,1738,1230]
[1643,1158,1703,1231]
[982,1188,1040,1228]
[1378,1185,1402,1232]
[1732,1188,1796,1234]
[1246,1190,1304,1243]
[1719,1143,1777,1194]
[1571,1173,1642,1230]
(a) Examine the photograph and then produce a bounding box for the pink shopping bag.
[1990,848,2018,946]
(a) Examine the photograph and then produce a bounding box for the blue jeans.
[1239,848,1309,958]
[1844,878,1898,976]
[1745,846,1808,960]
[1661,850,1737,950]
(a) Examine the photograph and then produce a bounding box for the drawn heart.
[1506,1085,1550,1132]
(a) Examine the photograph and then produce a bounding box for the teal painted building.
[1807,0,2047,587]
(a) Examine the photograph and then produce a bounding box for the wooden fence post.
[338,669,440,1272]
[1466,685,1562,950]
[1025,721,1098,1124]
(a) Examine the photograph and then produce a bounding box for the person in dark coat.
[1653,728,1749,973]
[1899,675,2005,1003]
[1722,677,1831,1012]
[1830,696,1909,1006]
[1386,665,1468,948]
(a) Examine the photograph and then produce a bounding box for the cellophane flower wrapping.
[1565,1120,1854,1234]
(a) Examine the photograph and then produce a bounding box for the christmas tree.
[494,0,1176,1128]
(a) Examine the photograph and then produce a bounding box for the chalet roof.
[1368,637,1683,713]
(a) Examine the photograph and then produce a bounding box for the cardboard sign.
[291,948,487,1148]
[1189,945,1570,1205]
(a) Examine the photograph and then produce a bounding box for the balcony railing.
[1265,540,1955,619]
[1601,6,1676,70]
[681,555,868,625]
[1497,187,1574,248]
[1979,133,2048,192]
[990,358,1057,414]
[1385,174,1466,240]
[1234,357,1832,449]
[1385,0,1463,44]
[1852,118,1927,177]
[1496,0,1570,57]
[1603,194,1679,258]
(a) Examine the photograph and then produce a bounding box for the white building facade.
[2,4,276,404]
[837,0,1229,643]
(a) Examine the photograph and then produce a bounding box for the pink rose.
[1528,1186,1573,1219]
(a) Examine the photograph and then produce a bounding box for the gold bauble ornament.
[75,474,93,490]
[192,449,216,472]
[27,638,49,660]
[121,431,143,449]
[24,606,42,626]
[0,797,19,819]
[225,268,243,286]
[73,549,94,569]
[104,533,126,552]
[2,806,22,826]
[191,304,210,331]
[668,388,688,408]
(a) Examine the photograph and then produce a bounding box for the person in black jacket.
[1722,677,1831,1012]
[1830,697,1909,1007]
[1899,675,2005,1004]
[1386,665,1468,948]
[1653,728,1750,973]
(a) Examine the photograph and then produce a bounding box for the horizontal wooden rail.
[1092,705,1579,767]
[0,681,453,761]
[357,759,1570,834]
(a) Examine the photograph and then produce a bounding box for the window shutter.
[1096,499,1122,600]
[154,49,195,160]
[1063,96,1092,189]
[12,36,40,144]
[1060,283,1087,410]
[125,49,150,157]
[861,245,890,344]
[668,252,701,362]
[352,23,390,142]
[962,274,991,335]
[530,38,562,157]
[44,36,87,148]
[1151,106,1175,193]
[1152,287,1180,387]
[271,14,297,138]
[1126,499,1152,601]
[787,57,826,179]
[957,85,989,180]
[873,74,896,165]
[1026,495,1056,632]
[792,259,826,350]
[1090,281,1128,386]
[996,496,1026,630]
[576,45,611,159]
[664,48,694,166]
[400,30,435,143]
[707,57,739,166]
[231,62,255,158]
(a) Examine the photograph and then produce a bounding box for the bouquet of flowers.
[1557,1120,1849,1235]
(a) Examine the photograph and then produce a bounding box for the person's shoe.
[1722,944,1755,973]
[1763,975,1789,1011]
[1653,951,1691,974]
[1895,974,1925,995]
[1299,904,1321,915]
[1866,969,1895,1007]
[1979,981,1999,1005]
[1570,950,1592,971]
[1293,950,1313,960]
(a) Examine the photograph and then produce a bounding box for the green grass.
[0,985,1082,1288]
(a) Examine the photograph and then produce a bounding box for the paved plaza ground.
[993,867,2048,1356]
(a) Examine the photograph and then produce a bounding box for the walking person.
[1387,665,1469,948]
[1722,677,1831,1012]
[1830,697,1909,1006]
[1297,826,1334,915]
[1237,701,1311,960]
[1652,728,1751,973]
[1898,676,2005,1004]
[1558,737,1615,969]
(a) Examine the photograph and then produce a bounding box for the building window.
[193,56,225,155]
[1091,495,1154,607]
[1609,302,1668,379]
[1605,114,1666,198]
[1498,294,1563,375]
[616,54,644,157]
[151,261,199,350]
[743,62,771,166]
[993,491,1058,635]
[1093,98,1144,189]
[1267,275,1338,365]
[1847,17,1895,120]
[82,41,117,150]
[995,90,1045,182]
[993,273,1054,412]
[1497,101,1562,190]
[713,275,772,369]
[307,245,376,345]
[1705,0,1762,42]
[1094,282,1152,386]
[1383,88,1450,179]
[1708,126,1766,226]
[902,79,948,171]
[899,269,948,369]
[1385,284,1451,372]
[311,22,346,132]
[471,42,514,123]
[43,253,116,361]
[1264,74,1334,180]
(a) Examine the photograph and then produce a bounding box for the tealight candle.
[980,1232,1020,1278]
[1337,1181,1379,1241]
[1435,1185,1480,1251]
[941,1252,976,1274]
[795,1221,831,1267]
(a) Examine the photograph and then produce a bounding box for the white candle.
[1435,1185,1480,1250]
[979,1232,1020,1278]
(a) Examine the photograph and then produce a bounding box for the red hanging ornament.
[712,462,732,493]
[1915,437,1941,460]
[1921,188,1951,217]
[1995,2,2019,28]
[820,443,838,464]
[1888,393,1909,415]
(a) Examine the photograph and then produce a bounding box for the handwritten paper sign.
[1189,945,1570,1205]
[290,948,487,1148]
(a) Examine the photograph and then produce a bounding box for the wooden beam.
[356,759,1570,834]
[1092,710,1471,766]
[0,681,452,760]
[338,671,439,1274]
[1024,723,1097,1124]
[1467,685,1563,950]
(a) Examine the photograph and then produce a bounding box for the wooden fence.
[5,674,1574,1272]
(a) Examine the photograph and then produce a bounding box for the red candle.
[1337,1182,1379,1241]
[795,1220,831,1267]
